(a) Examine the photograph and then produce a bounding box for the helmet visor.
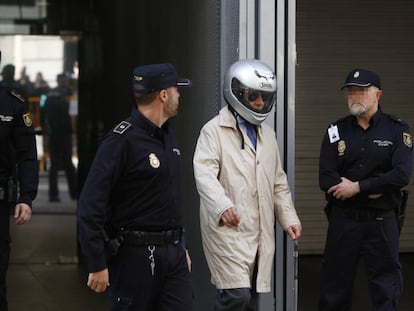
[232,79,275,114]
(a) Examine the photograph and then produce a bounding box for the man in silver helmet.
[193,59,302,310]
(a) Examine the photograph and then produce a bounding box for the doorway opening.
[0,34,79,214]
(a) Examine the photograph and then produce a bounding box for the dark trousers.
[108,241,192,311]
[213,288,258,311]
[319,206,402,311]
[48,136,77,200]
[0,201,11,311]
[213,259,258,311]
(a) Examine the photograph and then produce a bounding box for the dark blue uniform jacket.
[78,107,182,272]
[319,108,413,210]
[0,86,38,206]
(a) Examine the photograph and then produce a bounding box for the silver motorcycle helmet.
[223,59,277,125]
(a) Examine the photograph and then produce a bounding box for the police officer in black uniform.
[43,73,77,202]
[0,50,39,311]
[318,68,413,311]
[78,63,192,310]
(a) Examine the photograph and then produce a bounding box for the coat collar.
[218,105,238,129]
[218,105,263,151]
[219,105,262,131]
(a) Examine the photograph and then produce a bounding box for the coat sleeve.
[272,141,301,230]
[193,124,234,223]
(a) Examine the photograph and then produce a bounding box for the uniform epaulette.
[10,90,25,102]
[113,121,132,134]
[388,114,408,126]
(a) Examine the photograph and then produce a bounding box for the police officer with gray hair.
[0,50,39,311]
[78,63,193,310]
[318,68,413,311]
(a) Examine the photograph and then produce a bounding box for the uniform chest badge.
[149,153,160,168]
[403,132,412,148]
[22,113,32,127]
[338,140,346,156]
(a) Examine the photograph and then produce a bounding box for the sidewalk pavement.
[8,173,107,310]
[7,173,414,310]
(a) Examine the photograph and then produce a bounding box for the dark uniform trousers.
[48,135,77,200]
[319,206,402,311]
[108,241,192,311]
[0,200,11,311]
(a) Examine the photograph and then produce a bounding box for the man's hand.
[185,249,192,272]
[368,194,382,199]
[87,269,110,293]
[220,207,240,228]
[328,177,360,200]
[14,203,32,225]
[286,224,302,240]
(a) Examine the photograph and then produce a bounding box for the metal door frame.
[227,0,297,310]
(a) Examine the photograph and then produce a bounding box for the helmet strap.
[228,105,245,149]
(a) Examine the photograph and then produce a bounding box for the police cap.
[341,68,382,90]
[132,63,191,96]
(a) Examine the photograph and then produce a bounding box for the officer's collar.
[131,107,169,136]
[352,105,383,127]
[370,107,382,125]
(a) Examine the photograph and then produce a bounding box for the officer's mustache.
[348,102,367,116]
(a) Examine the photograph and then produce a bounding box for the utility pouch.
[7,177,17,203]
[102,229,124,262]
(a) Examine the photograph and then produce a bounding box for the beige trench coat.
[193,106,301,293]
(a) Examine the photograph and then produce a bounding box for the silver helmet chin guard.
[223,59,277,125]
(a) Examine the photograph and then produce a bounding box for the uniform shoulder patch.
[113,121,132,134]
[11,90,25,102]
[22,112,33,127]
[387,114,412,148]
[403,132,412,148]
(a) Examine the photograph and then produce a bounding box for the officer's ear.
[376,89,383,101]
[158,89,168,102]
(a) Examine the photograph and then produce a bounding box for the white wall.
[0,35,64,87]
